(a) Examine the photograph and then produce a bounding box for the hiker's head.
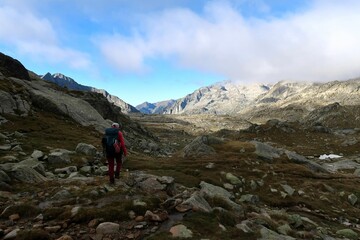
[111,122,120,128]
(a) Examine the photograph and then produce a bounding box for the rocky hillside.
[41,73,139,114]
[0,52,163,154]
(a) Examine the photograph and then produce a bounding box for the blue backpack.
[102,128,119,157]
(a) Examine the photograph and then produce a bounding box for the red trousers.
[107,154,122,180]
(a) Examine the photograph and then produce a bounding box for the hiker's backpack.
[103,128,121,157]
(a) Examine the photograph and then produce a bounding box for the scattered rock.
[336,229,358,239]
[75,143,97,156]
[96,222,120,234]
[348,194,358,206]
[169,224,193,238]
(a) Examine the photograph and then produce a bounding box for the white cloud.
[0,5,91,69]
[97,0,360,83]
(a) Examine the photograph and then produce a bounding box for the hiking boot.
[115,172,120,179]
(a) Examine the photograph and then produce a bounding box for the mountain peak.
[40,72,139,114]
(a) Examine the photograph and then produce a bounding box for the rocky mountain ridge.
[136,100,176,114]
[41,73,139,114]
[138,79,360,125]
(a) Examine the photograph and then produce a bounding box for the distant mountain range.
[136,78,360,124]
[41,73,139,114]
[41,70,360,126]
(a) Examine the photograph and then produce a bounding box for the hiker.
[102,122,127,184]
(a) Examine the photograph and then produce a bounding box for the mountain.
[137,81,271,115]
[136,99,176,114]
[41,72,139,114]
[138,78,360,127]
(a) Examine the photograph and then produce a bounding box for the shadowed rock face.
[0,52,30,80]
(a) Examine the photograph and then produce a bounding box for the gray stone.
[18,158,46,176]
[200,181,233,199]
[54,166,77,174]
[31,150,44,160]
[68,172,84,178]
[169,224,193,238]
[14,131,24,138]
[336,229,358,239]
[181,191,212,213]
[288,214,303,228]
[323,160,360,172]
[235,220,253,233]
[281,184,295,196]
[285,150,328,173]
[48,152,70,164]
[3,228,20,240]
[75,143,97,156]
[0,133,8,139]
[52,189,71,200]
[225,173,242,185]
[0,90,30,116]
[96,222,120,234]
[200,181,243,216]
[11,145,22,151]
[239,194,259,204]
[205,162,215,169]
[223,183,234,190]
[277,224,292,235]
[9,165,48,183]
[0,144,11,151]
[353,168,360,176]
[252,141,281,162]
[138,177,166,193]
[348,193,358,206]
[259,227,295,240]
[182,135,218,157]
[80,166,92,174]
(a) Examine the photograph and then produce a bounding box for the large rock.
[259,227,296,240]
[181,191,212,213]
[0,90,31,116]
[199,181,233,200]
[0,159,47,183]
[48,152,71,164]
[199,181,244,216]
[252,141,282,162]
[169,224,193,238]
[225,172,242,185]
[138,177,167,193]
[285,151,328,173]
[182,135,221,157]
[17,158,46,176]
[322,159,360,172]
[8,165,47,183]
[31,150,45,160]
[75,143,97,156]
[96,222,120,234]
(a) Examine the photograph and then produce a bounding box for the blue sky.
[1,0,360,106]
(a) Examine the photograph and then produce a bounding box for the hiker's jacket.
[117,131,127,156]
